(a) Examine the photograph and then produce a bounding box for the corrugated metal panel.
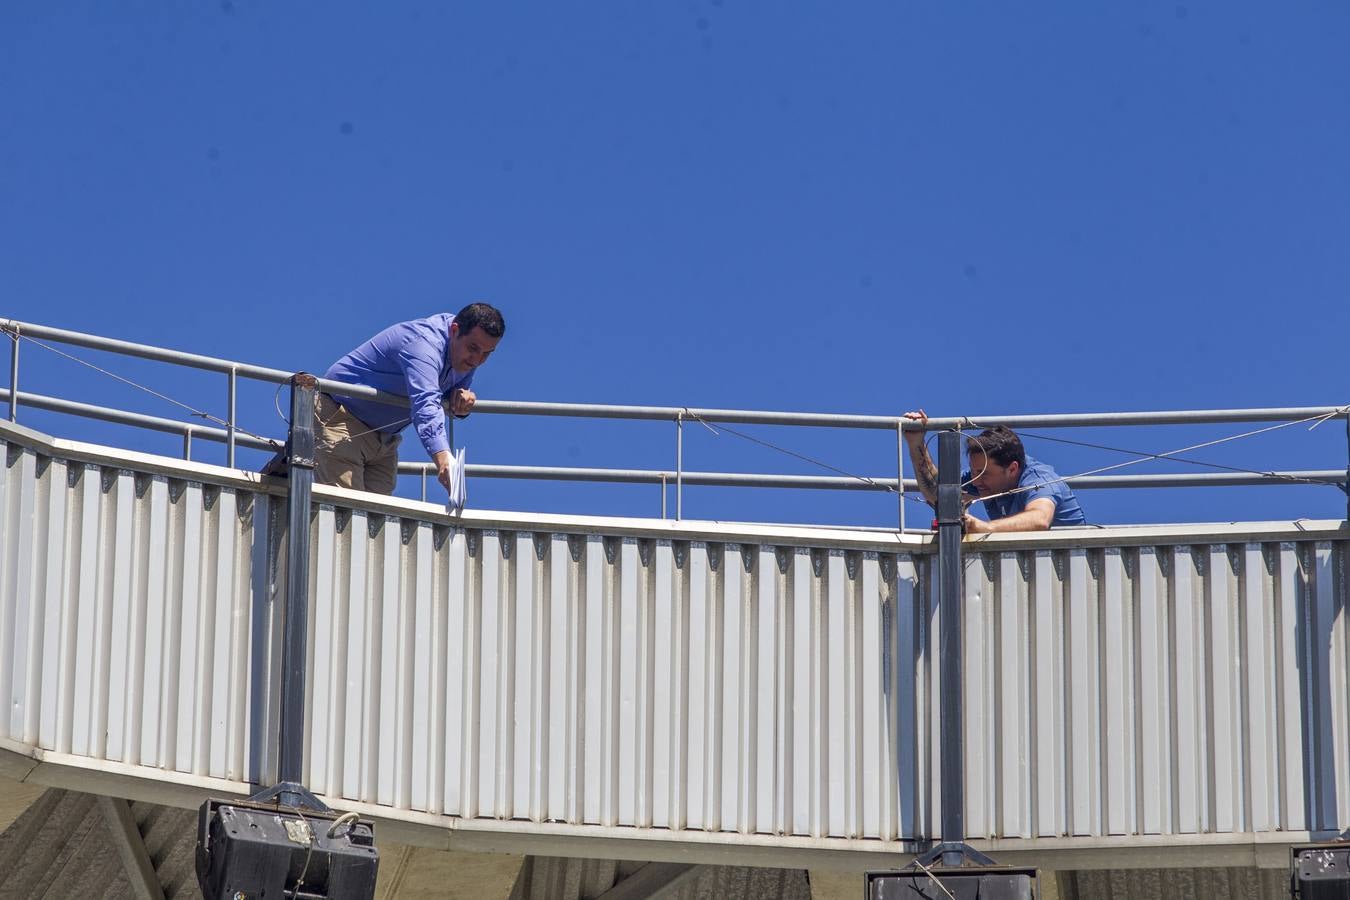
[958,540,1349,841]
[0,439,270,788]
[301,507,1350,847]
[302,518,924,843]
[2,426,1348,866]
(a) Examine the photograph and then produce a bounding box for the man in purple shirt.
[316,302,505,495]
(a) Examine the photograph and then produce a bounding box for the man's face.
[966,450,1020,496]
[450,324,500,372]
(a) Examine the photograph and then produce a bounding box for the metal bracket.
[247,781,331,814]
[911,841,1000,870]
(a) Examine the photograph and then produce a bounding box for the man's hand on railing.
[443,388,476,417]
[902,409,928,447]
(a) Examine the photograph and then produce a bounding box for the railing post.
[897,421,906,532]
[7,324,18,423]
[661,473,667,519]
[676,412,684,521]
[226,367,238,468]
[936,430,965,867]
[277,372,317,800]
[183,428,193,461]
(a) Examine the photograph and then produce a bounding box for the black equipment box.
[197,798,379,900]
[866,866,1037,899]
[1292,843,1350,899]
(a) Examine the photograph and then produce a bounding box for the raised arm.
[902,410,940,506]
[397,341,461,495]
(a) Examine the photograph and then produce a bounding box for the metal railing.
[4,317,1348,525]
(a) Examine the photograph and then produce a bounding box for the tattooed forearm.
[909,443,940,506]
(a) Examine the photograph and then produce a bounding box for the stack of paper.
[445,447,467,514]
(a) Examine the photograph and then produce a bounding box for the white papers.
[445,447,467,513]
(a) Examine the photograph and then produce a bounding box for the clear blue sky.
[3,2,1348,528]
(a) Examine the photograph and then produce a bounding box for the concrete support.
[594,862,697,900]
[510,856,812,900]
[97,796,165,900]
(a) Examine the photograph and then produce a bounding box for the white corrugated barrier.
[0,420,1346,872]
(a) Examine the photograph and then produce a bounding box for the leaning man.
[315,303,505,496]
[903,410,1085,533]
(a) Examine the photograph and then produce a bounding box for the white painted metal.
[0,447,271,792]
[1,422,1348,871]
[297,511,1348,848]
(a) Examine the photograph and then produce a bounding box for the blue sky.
[3,2,1348,528]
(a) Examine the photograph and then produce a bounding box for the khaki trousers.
[314,393,402,494]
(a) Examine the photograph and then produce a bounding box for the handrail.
[3,318,1347,522]
[4,318,1346,430]
[0,318,409,409]
[4,387,1343,494]
[467,400,1350,430]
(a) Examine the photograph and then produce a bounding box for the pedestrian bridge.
[2,415,1347,882]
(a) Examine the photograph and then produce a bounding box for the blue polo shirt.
[962,455,1086,526]
[323,313,475,458]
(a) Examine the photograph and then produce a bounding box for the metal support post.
[676,413,684,520]
[936,429,965,867]
[276,372,318,805]
[199,377,375,899]
[183,428,193,461]
[661,474,667,519]
[7,325,18,423]
[881,429,1010,883]
[226,368,238,468]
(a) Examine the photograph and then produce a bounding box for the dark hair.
[966,425,1025,470]
[455,302,506,339]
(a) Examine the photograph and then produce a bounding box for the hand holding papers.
[445,447,467,514]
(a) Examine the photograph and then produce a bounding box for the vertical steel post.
[897,421,906,532]
[277,373,317,796]
[661,474,667,519]
[422,466,429,502]
[226,367,238,468]
[675,413,684,521]
[183,428,193,461]
[936,430,965,866]
[7,326,18,423]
